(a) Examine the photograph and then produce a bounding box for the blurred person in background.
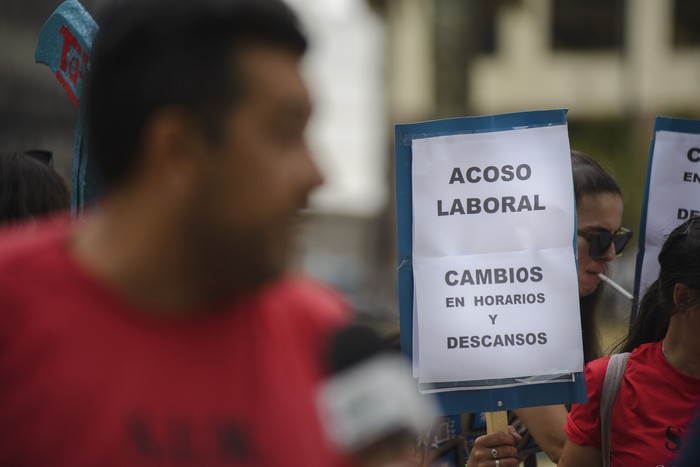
[465,151,632,466]
[0,0,369,466]
[558,216,700,466]
[0,150,69,225]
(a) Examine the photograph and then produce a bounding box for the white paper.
[414,248,582,383]
[412,291,419,376]
[412,126,575,259]
[410,124,583,388]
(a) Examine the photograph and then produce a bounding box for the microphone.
[317,324,439,461]
[327,322,389,373]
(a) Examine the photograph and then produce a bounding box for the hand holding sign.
[468,426,522,467]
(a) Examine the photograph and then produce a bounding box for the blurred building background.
[379,0,700,350]
[2,0,700,348]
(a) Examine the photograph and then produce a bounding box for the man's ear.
[139,107,207,195]
[673,283,693,312]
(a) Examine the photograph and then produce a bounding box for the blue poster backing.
[631,116,700,326]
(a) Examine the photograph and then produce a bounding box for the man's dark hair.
[85,0,308,189]
[0,153,70,225]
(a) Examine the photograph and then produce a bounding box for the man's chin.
[245,258,290,289]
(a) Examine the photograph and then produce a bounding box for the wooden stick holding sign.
[394,110,587,423]
[485,411,509,434]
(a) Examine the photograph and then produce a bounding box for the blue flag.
[35,0,100,215]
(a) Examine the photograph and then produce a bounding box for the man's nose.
[300,144,324,191]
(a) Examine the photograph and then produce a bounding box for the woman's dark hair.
[621,216,700,352]
[571,150,622,205]
[579,286,604,363]
[0,153,70,225]
[571,150,623,362]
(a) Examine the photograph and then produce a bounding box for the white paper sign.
[412,127,575,259]
[411,125,583,386]
[638,130,700,296]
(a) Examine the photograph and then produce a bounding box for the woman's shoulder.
[582,343,659,397]
[584,354,613,389]
[585,342,656,383]
[628,340,659,359]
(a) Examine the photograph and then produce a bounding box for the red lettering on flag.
[57,24,89,107]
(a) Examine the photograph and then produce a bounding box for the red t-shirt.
[565,341,700,467]
[0,218,353,467]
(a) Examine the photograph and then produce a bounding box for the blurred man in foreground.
[0,1,353,465]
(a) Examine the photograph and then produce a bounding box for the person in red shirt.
[0,1,355,466]
[559,216,700,467]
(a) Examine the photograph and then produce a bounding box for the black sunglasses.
[577,227,633,259]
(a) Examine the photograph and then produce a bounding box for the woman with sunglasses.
[558,216,700,467]
[465,151,632,467]
[571,151,633,363]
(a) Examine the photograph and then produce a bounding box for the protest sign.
[35,0,101,214]
[395,110,586,414]
[633,116,700,322]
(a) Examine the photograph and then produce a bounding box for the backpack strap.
[599,352,630,467]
